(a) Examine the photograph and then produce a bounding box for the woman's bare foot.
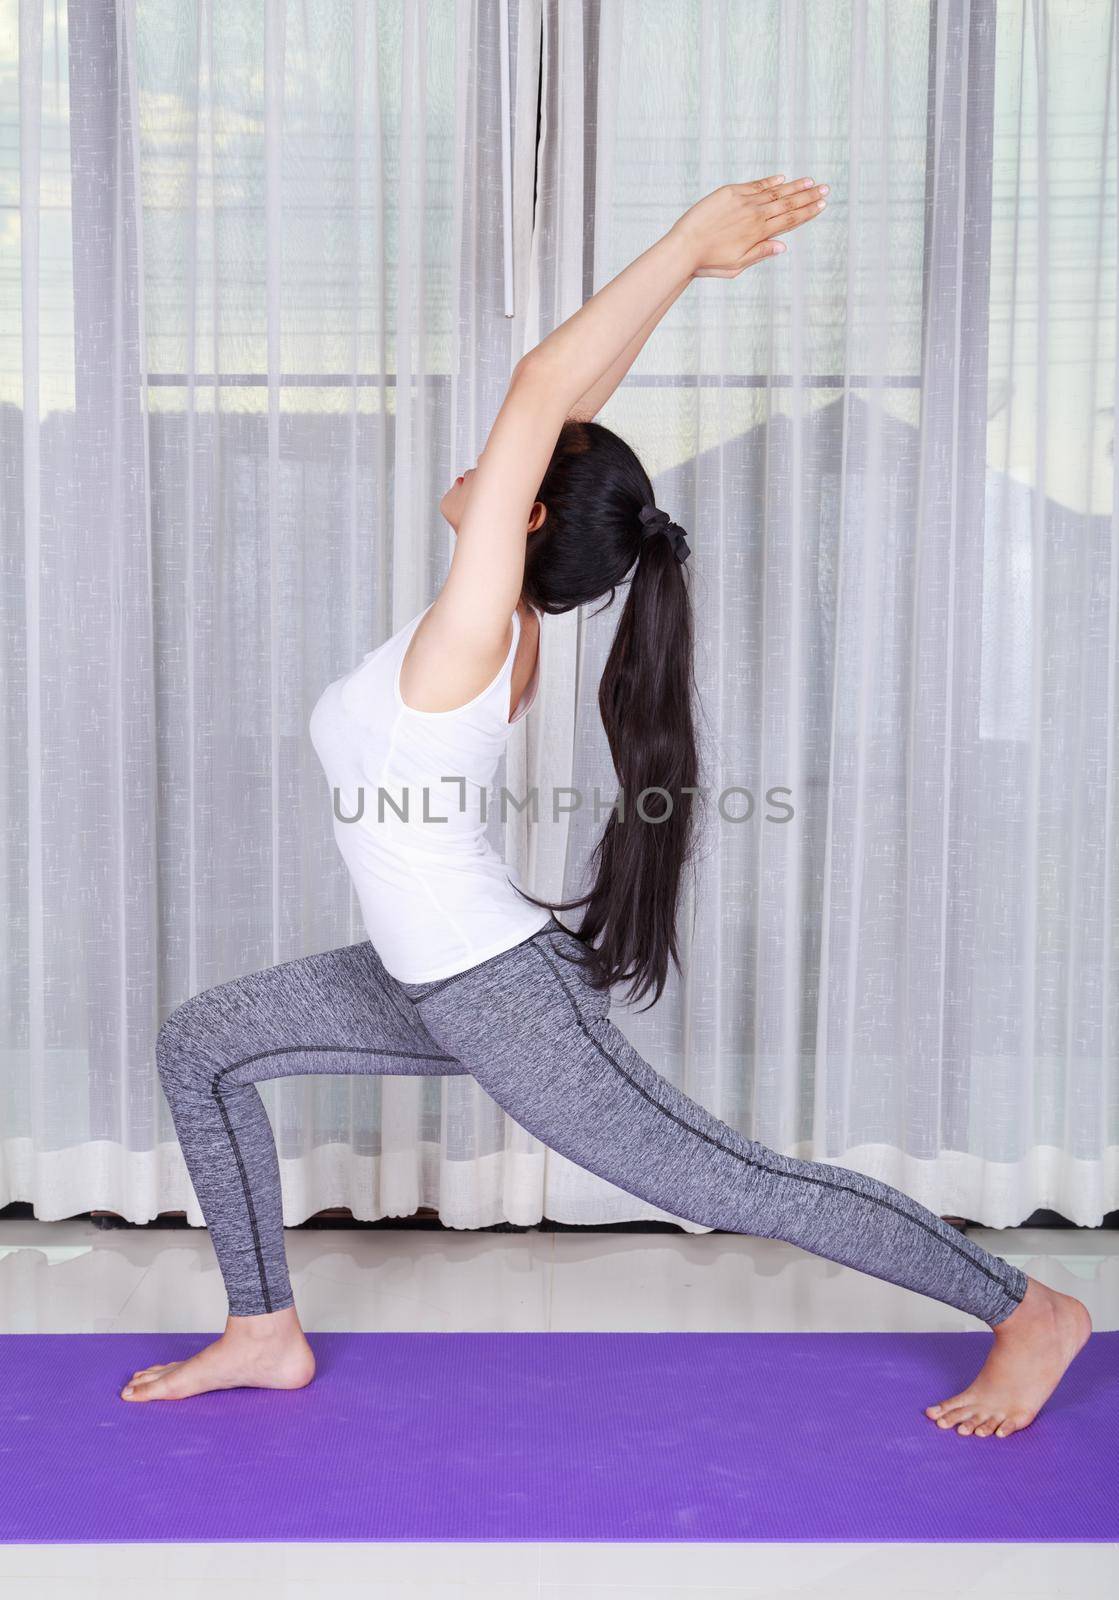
[925,1275,1091,1438]
[119,1305,315,1402]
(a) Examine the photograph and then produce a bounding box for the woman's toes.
[929,1391,973,1420]
[124,1371,172,1401]
[934,1403,971,1429]
[122,1362,182,1398]
[994,1412,1033,1438]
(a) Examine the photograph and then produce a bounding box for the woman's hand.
[673,176,829,277]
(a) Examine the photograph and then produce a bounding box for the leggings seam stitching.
[210,1042,458,1093]
[526,942,1024,1307]
[210,1086,274,1314]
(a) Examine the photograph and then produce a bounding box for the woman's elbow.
[511,352,559,391]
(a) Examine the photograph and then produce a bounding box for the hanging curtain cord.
[498,0,514,317]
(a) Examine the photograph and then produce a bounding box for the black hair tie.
[639,502,691,565]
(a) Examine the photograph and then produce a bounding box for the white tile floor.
[1,1219,1116,1598]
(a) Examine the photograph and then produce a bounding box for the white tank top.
[308,600,553,982]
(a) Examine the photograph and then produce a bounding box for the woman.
[124,179,1091,1438]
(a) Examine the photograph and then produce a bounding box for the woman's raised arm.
[437,225,698,643]
[408,177,827,709]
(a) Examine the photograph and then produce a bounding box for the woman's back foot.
[924,1275,1092,1437]
[119,1309,315,1402]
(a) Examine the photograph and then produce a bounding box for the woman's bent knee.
[155,991,221,1089]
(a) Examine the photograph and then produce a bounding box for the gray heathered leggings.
[156,917,1029,1326]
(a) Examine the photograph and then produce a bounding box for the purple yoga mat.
[1,1330,1115,1543]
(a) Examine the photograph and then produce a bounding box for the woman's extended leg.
[122,937,466,1402]
[401,922,1092,1436]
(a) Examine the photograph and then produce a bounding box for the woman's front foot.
[120,1304,315,1402]
[924,1276,1091,1438]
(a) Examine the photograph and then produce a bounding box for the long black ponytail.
[515,420,701,1010]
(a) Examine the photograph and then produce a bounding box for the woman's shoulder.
[397,597,520,717]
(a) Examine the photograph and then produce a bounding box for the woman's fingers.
[734,175,820,204]
[766,196,827,238]
[695,237,786,277]
[731,176,830,254]
[733,176,799,194]
[738,238,786,270]
[678,178,827,274]
[757,181,829,231]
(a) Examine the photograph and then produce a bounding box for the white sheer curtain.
[3,0,1116,1235]
[547,0,1117,1228]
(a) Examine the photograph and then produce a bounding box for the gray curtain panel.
[2,0,1116,1232]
